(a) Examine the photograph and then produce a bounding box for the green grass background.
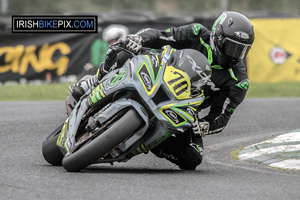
[0,82,300,101]
[0,83,70,101]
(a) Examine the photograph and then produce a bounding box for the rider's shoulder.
[232,60,248,71]
[185,23,209,36]
[231,61,249,79]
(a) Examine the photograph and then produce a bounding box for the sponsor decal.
[140,71,152,91]
[162,109,185,125]
[187,55,206,77]
[163,53,170,63]
[150,55,158,69]
[187,55,211,81]
[193,24,202,35]
[212,13,226,33]
[0,42,70,75]
[206,80,220,91]
[269,46,290,65]
[108,69,127,87]
[186,107,195,116]
[234,31,250,41]
[236,79,249,91]
[165,109,179,124]
[138,63,153,92]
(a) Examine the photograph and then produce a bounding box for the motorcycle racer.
[130,11,255,136]
[123,11,255,169]
[67,11,255,170]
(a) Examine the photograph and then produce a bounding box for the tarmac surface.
[0,98,300,200]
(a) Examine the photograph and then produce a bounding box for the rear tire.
[62,109,142,172]
[42,123,64,166]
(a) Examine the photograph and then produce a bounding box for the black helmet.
[210,11,255,68]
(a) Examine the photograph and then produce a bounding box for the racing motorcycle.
[42,43,212,172]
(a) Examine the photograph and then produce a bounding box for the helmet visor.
[221,37,251,60]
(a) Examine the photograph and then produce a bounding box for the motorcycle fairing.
[57,98,89,155]
[159,99,204,127]
[56,118,69,152]
[56,45,206,160]
[87,68,127,107]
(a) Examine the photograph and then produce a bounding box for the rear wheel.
[62,109,142,172]
[42,123,64,166]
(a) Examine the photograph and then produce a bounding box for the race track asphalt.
[0,98,299,200]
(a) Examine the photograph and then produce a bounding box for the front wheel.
[42,123,64,166]
[62,109,142,172]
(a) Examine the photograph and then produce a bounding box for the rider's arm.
[137,23,210,49]
[103,45,133,73]
[202,83,247,134]
[200,63,249,135]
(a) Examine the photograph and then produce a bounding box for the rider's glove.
[192,119,210,137]
[125,34,143,53]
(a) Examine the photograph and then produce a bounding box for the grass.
[0,82,300,101]
[230,146,244,160]
[246,82,300,98]
[0,83,70,101]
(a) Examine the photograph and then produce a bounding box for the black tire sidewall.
[42,123,64,166]
[62,109,142,172]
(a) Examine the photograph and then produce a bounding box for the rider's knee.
[178,144,203,170]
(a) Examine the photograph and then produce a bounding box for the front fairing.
[57,97,89,155]
[130,46,205,130]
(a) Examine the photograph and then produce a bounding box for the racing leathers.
[132,24,249,170]
[137,24,249,135]
[67,23,249,170]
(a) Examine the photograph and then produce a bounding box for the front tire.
[62,109,142,172]
[42,123,64,166]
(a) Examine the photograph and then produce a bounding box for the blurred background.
[2,0,300,15]
[1,0,300,87]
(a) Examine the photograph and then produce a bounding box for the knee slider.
[178,144,203,170]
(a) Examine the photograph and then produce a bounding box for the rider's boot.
[66,63,108,114]
[71,62,109,99]
[151,131,204,170]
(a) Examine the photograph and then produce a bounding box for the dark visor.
[221,38,251,60]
